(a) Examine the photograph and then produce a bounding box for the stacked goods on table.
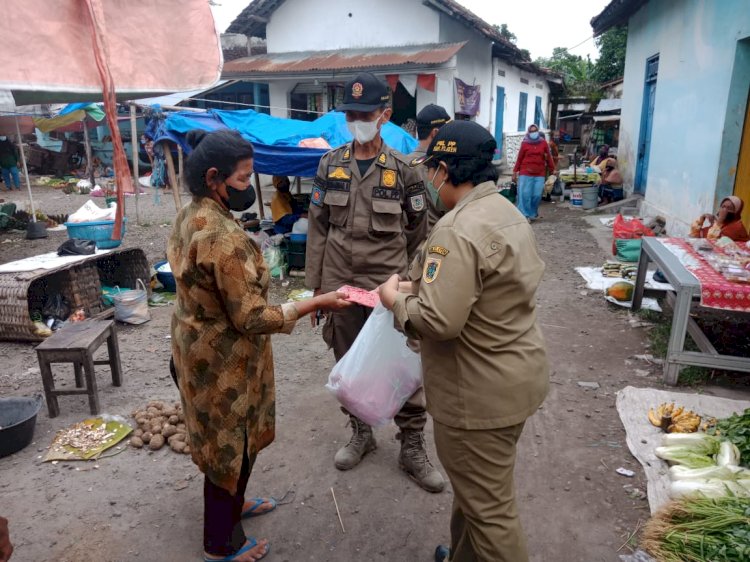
[641,407,750,560]
[690,237,750,284]
[129,401,190,454]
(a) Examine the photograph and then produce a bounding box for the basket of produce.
[64,218,127,249]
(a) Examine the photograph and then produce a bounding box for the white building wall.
[266,0,440,53]
[493,60,550,134]
[437,14,493,129]
[268,81,296,118]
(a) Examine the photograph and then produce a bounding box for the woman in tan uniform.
[379,121,549,562]
[169,130,349,562]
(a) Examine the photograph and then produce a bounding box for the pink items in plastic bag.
[326,304,422,426]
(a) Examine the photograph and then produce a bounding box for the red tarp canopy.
[1,0,222,105]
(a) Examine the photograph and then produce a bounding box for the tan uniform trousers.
[434,420,528,562]
[324,303,426,431]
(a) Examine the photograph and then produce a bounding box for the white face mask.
[0,136,7,141]
[431,166,447,198]
[347,112,384,144]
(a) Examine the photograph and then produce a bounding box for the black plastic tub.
[0,395,43,458]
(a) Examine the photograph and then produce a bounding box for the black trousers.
[203,443,256,556]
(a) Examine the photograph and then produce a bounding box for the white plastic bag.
[67,200,117,223]
[326,304,422,427]
[113,279,151,325]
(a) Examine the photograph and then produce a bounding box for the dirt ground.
[1,184,749,562]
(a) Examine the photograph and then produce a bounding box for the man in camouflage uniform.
[306,73,445,493]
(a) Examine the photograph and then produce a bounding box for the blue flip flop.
[204,537,270,561]
[241,497,277,518]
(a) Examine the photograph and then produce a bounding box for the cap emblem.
[352,82,364,99]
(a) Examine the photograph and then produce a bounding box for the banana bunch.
[647,403,702,433]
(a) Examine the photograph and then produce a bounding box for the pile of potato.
[129,401,191,454]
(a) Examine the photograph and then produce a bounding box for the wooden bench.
[35,319,123,418]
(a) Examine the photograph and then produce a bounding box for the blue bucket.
[64,218,127,249]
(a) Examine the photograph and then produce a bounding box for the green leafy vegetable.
[642,496,750,562]
[710,409,750,467]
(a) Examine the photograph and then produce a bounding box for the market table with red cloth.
[632,237,750,384]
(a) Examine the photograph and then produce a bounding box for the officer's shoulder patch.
[311,185,325,207]
[410,193,426,212]
[423,257,442,284]
[428,245,449,256]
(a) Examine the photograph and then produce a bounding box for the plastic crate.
[64,218,127,249]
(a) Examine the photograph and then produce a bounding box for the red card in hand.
[338,285,380,308]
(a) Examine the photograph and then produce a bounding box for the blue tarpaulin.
[148,108,417,177]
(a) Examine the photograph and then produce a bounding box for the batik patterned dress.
[168,197,296,493]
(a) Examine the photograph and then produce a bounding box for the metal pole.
[129,104,140,225]
[14,116,36,220]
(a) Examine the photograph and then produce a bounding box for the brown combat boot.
[397,430,445,493]
[334,416,377,470]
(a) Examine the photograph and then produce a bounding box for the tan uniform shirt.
[306,142,428,292]
[392,181,549,430]
[407,149,444,230]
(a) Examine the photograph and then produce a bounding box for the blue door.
[518,92,528,131]
[494,86,505,160]
[635,55,659,194]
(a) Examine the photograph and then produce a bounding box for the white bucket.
[571,189,583,207]
[581,187,598,210]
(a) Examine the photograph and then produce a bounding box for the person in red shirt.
[512,124,556,220]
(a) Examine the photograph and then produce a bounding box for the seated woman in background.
[270,175,303,234]
[591,144,610,167]
[689,195,749,242]
[598,158,624,205]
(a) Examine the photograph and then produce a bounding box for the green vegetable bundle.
[710,409,750,467]
[642,496,750,562]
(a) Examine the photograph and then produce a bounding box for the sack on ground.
[113,279,150,325]
[612,213,654,255]
[326,304,422,427]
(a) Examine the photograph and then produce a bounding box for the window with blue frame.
[518,92,528,131]
[534,96,542,126]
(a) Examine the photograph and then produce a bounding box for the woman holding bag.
[379,121,549,562]
[168,129,349,562]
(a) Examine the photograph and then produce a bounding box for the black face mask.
[223,183,256,212]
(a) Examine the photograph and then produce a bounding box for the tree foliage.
[492,23,531,61]
[534,48,598,97]
[593,25,627,83]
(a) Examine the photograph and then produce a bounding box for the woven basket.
[0,248,149,342]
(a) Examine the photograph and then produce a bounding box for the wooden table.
[36,319,122,417]
[632,237,750,384]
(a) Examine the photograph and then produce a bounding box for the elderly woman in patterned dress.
[168,130,350,562]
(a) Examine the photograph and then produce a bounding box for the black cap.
[336,73,391,112]
[410,121,497,167]
[416,104,451,127]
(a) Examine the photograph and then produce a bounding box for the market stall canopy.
[1,0,222,105]
[148,109,418,177]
